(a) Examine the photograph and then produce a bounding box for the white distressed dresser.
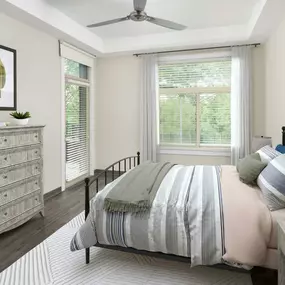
[0,125,45,234]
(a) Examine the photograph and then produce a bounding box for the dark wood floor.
[0,174,278,284]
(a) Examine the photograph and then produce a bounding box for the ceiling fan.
[87,0,187,31]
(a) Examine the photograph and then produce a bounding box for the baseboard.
[43,180,85,201]
[44,187,62,201]
[66,180,85,191]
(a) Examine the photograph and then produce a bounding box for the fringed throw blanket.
[104,161,175,213]
[71,165,225,266]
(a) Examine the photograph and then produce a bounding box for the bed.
[71,127,285,271]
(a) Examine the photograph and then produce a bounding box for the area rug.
[0,213,252,285]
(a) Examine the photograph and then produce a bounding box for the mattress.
[259,194,285,270]
[269,208,285,249]
[263,249,278,270]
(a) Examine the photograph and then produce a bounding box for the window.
[159,59,231,147]
[64,58,88,79]
[64,58,90,183]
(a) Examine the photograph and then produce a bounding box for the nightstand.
[278,221,285,284]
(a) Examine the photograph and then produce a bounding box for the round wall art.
[0,45,17,110]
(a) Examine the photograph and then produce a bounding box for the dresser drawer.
[0,192,41,226]
[0,130,41,149]
[0,176,41,207]
[0,160,42,187]
[0,145,41,168]
[0,204,43,234]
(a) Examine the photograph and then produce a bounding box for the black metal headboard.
[283,126,285,146]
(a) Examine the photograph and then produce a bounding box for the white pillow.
[256,145,281,163]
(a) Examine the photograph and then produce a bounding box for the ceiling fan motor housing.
[130,11,148,22]
[87,0,186,30]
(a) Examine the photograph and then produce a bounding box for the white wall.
[96,56,140,168]
[0,14,61,193]
[96,48,265,168]
[264,14,285,146]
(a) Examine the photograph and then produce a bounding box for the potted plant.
[10,111,31,126]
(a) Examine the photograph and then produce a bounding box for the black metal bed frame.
[83,127,285,267]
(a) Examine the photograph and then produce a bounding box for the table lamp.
[252,136,272,153]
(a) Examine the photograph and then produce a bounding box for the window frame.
[158,53,231,155]
[60,42,96,190]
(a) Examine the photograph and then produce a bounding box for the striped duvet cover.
[71,165,225,267]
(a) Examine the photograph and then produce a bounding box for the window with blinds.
[64,59,90,183]
[159,59,231,147]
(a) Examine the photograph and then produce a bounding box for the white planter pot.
[12,118,29,126]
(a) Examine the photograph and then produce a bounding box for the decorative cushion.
[276,144,285,154]
[256,145,281,163]
[257,154,285,211]
[237,154,267,185]
[236,153,261,173]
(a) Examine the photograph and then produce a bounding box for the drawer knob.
[4,212,7,216]
[4,194,7,197]
[35,151,38,154]
[4,157,7,161]
[35,135,38,138]
[3,139,7,142]
[3,175,7,179]
[35,182,38,185]
[35,167,38,170]
[35,198,38,201]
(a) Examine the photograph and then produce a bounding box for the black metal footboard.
[84,152,140,264]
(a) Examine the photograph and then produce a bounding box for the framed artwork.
[0,45,17,110]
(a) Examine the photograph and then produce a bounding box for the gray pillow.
[238,153,267,185]
[257,154,285,211]
[236,153,262,173]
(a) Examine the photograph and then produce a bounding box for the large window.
[64,58,90,183]
[159,59,231,147]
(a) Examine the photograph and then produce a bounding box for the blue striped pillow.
[256,145,281,163]
[257,154,285,211]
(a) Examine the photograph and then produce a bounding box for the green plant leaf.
[10,111,31,119]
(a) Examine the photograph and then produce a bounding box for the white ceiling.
[48,0,259,39]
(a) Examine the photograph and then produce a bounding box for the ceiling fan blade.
[147,16,187,30]
[133,0,147,12]
[87,17,130,28]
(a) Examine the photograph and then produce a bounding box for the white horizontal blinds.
[159,93,197,145]
[65,59,90,182]
[159,58,231,146]
[200,93,231,146]
[159,59,231,88]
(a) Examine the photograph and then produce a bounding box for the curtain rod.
[133,43,260,57]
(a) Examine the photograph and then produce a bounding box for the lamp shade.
[252,136,272,153]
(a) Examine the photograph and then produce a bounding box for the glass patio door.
[64,59,90,184]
